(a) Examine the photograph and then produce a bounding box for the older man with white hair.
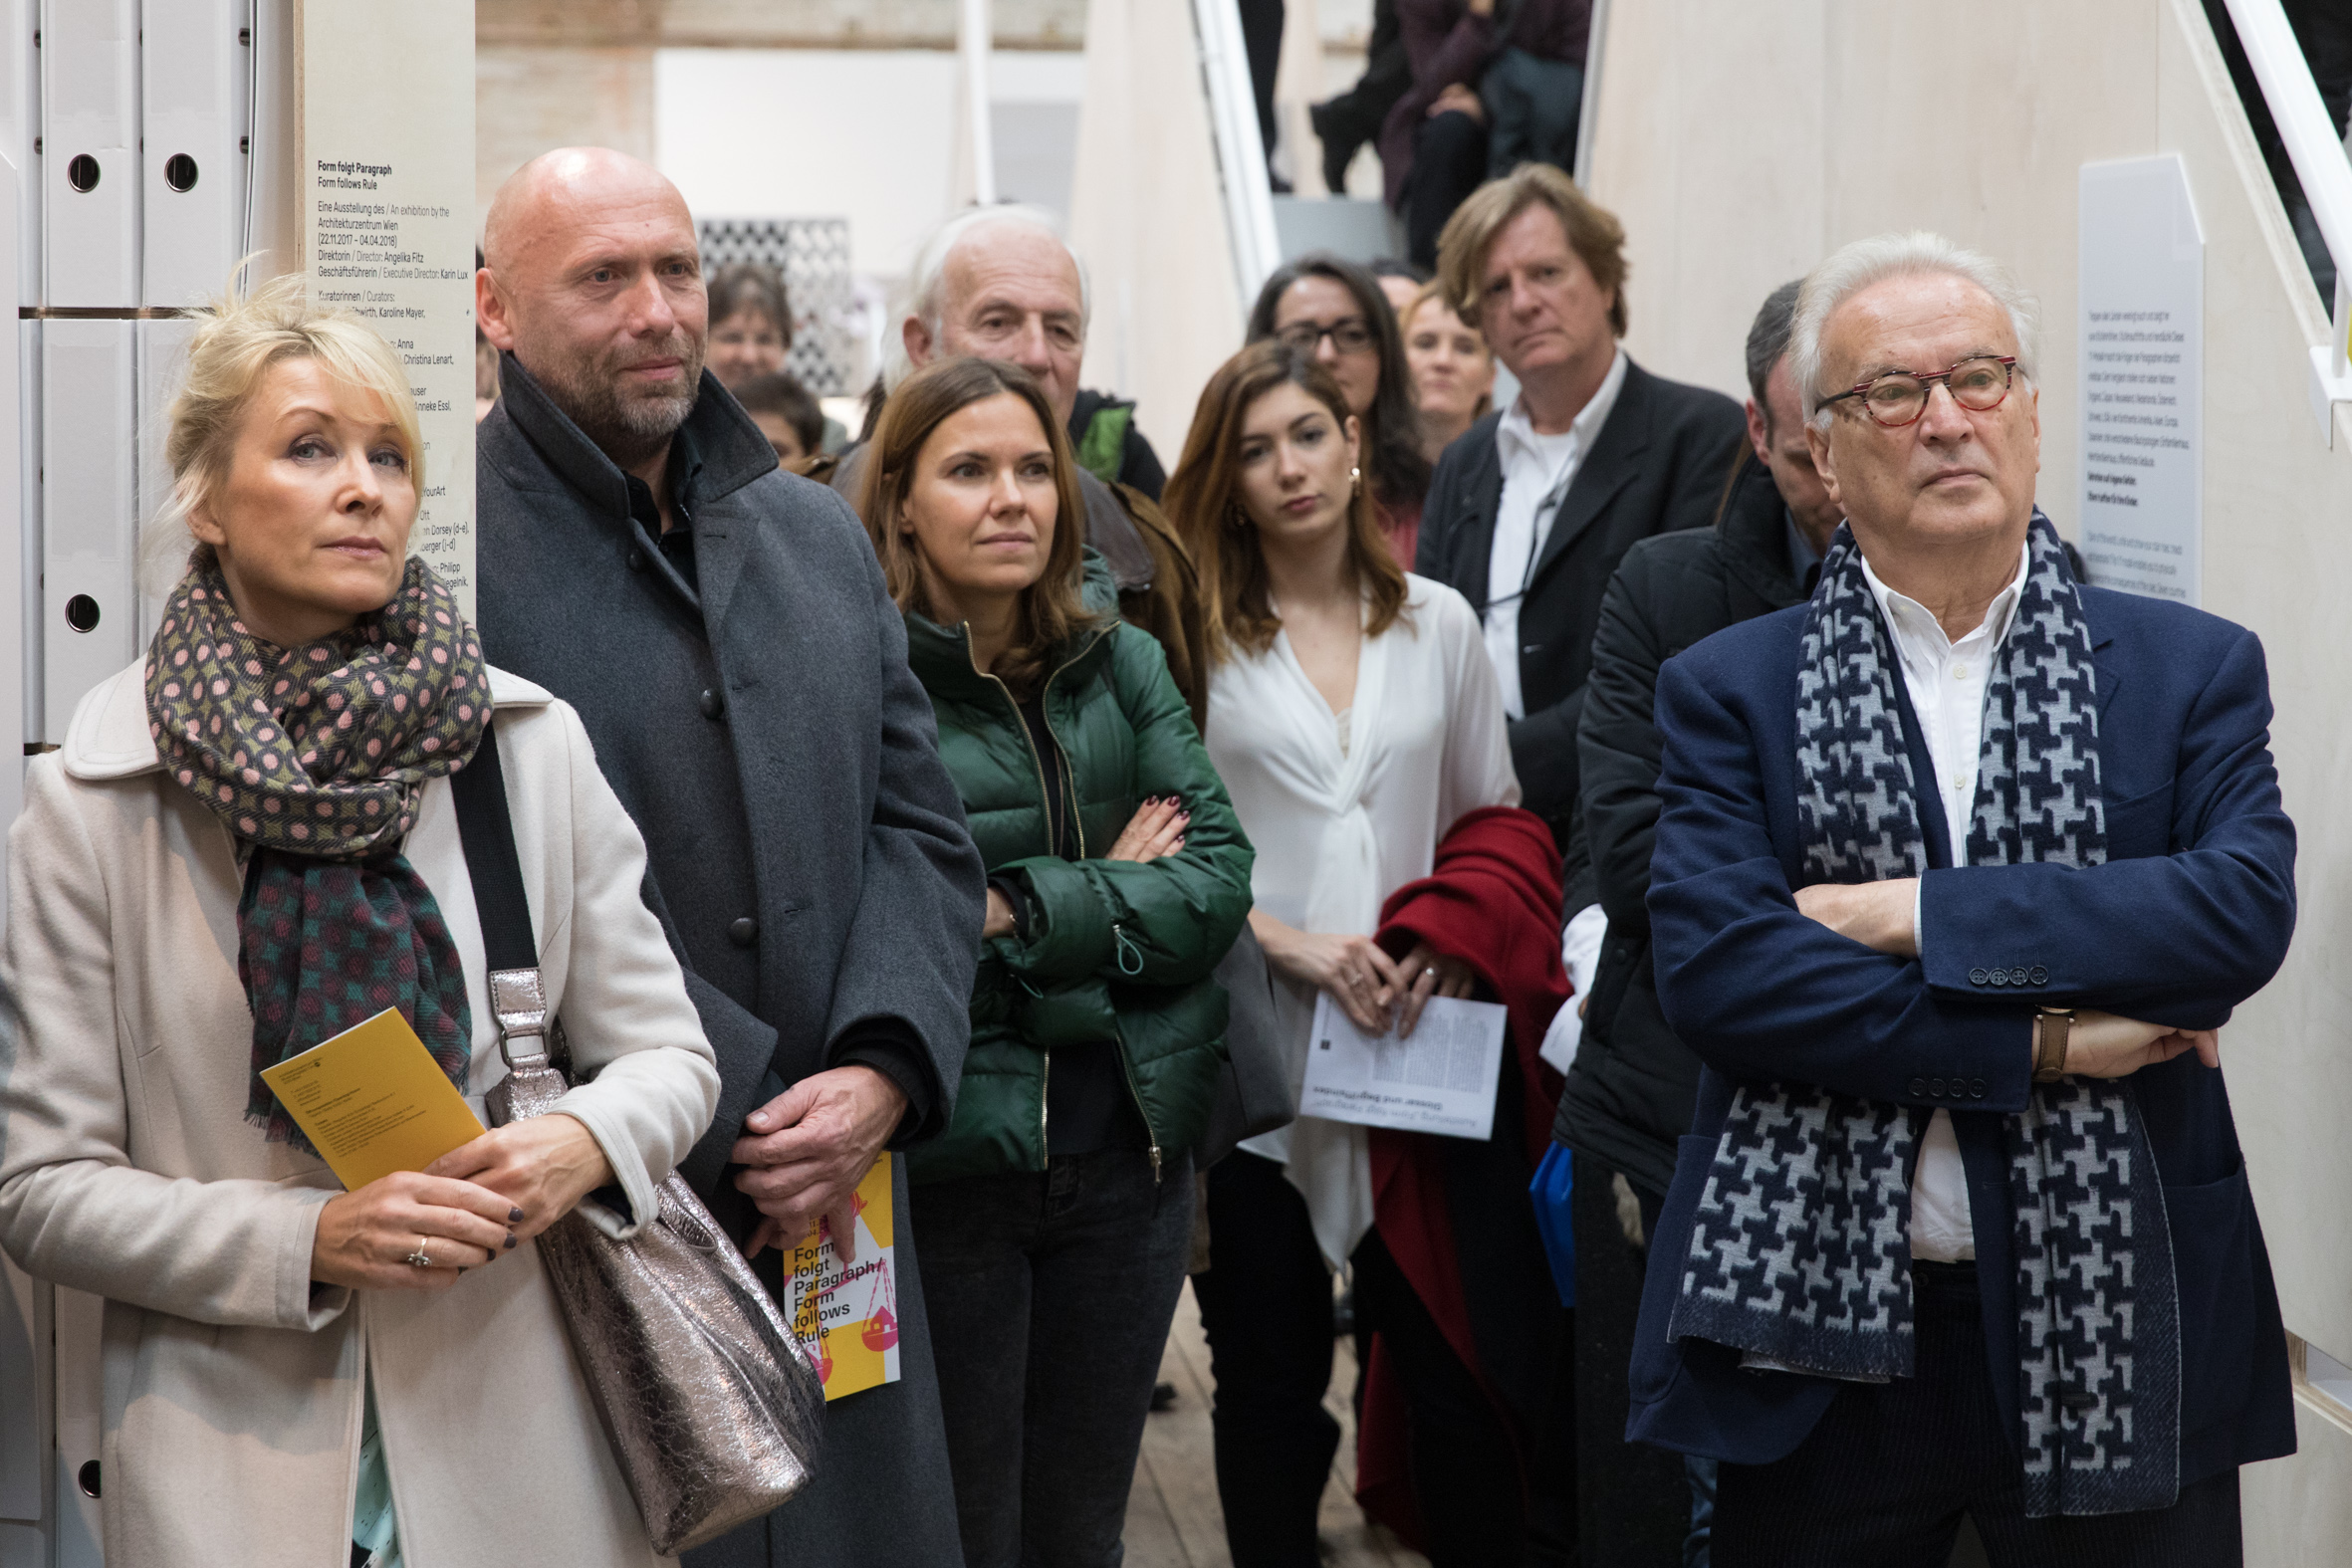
[1623,232,2296,1562]
[821,205,1208,719]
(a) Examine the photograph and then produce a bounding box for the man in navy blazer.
[1628,233,2296,1564]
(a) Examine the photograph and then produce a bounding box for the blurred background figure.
[1381,0,1497,270]
[1311,0,1410,194]
[1248,253,1431,565]
[1480,0,1589,180]
[735,369,826,467]
[707,260,793,386]
[1371,256,1430,317]
[1398,280,1495,464]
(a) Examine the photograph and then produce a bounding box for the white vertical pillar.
[959,0,997,206]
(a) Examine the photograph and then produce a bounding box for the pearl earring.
[1349,465,1362,496]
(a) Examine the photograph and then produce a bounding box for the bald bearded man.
[473,147,984,1568]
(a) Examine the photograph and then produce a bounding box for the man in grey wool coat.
[472,147,987,1567]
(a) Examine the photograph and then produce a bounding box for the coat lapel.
[1529,360,1653,588]
[1452,430,1507,614]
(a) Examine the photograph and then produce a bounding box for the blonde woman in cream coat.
[0,278,719,1568]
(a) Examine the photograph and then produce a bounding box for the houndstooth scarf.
[1667,515,2181,1517]
[147,558,489,1152]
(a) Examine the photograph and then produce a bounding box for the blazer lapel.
[1455,453,1506,614]
[1529,361,1653,587]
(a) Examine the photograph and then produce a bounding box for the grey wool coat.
[475,357,987,1568]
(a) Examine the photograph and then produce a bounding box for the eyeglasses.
[1275,319,1376,355]
[1819,355,2016,428]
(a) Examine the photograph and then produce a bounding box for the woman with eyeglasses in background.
[1246,252,1432,567]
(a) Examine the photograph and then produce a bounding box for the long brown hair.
[853,356,1092,693]
[1163,340,1409,665]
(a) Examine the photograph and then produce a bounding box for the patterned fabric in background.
[1666,515,2183,1518]
[144,557,490,1150]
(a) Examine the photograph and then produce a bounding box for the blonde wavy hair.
[141,269,422,590]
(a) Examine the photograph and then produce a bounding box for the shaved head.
[477,147,708,470]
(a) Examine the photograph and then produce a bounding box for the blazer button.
[700,688,725,719]
[626,548,647,572]
[2005,967,2026,986]
[1988,969,2008,987]
[1970,1078,1987,1098]
[1930,1077,1947,1097]
[1969,968,1991,987]
[2028,965,2049,986]
[1909,1077,1927,1097]
[728,916,758,948]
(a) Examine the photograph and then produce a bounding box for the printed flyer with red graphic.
[786,1152,902,1400]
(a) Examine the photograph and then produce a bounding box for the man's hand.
[1429,82,1488,123]
[1793,879,1919,958]
[731,1065,907,1263]
[2062,1012,2221,1079]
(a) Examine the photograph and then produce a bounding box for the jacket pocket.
[2102,780,2176,857]
[2164,1160,2254,1435]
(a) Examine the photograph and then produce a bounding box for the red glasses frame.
[1820,354,2017,428]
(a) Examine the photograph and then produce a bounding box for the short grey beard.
[528,336,703,471]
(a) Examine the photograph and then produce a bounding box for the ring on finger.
[404,1235,433,1268]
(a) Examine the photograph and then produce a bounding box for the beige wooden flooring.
[1125,1281,1429,1568]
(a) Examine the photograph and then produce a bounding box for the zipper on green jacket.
[969,622,1113,1171]
[1111,1025,1165,1183]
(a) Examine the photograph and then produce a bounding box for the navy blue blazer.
[1627,580,2299,1487]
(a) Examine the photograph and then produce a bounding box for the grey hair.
[881,205,1090,393]
[1745,278,1802,414]
[1789,231,2038,429]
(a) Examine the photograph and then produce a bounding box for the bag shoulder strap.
[448,720,554,1068]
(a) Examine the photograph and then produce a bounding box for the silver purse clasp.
[487,967,553,1070]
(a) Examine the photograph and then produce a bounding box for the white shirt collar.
[1497,345,1628,469]
[1857,540,2032,663]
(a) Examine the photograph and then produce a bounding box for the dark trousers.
[1715,1260,2244,1567]
[1194,1151,1552,1568]
[1569,1157,1690,1565]
[1192,1151,1343,1568]
[1483,49,1582,178]
[916,1148,1196,1568]
[1405,111,1490,268]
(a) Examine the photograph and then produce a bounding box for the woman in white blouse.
[1163,340,1523,1565]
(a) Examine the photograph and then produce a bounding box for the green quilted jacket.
[901,579,1254,1185]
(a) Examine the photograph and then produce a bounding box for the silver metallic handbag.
[456,724,825,1554]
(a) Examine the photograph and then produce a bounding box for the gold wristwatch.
[2033,1008,2075,1082]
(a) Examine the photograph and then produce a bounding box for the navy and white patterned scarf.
[1667,515,2181,1517]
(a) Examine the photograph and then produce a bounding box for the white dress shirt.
[1483,348,1629,720]
[1208,577,1522,1267]
[1857,544,2031,1262]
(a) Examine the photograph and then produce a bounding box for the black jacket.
[1414,357,1744,837]
[1551,453,1809,1195]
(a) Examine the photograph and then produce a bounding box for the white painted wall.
[1585,0,2352,1555]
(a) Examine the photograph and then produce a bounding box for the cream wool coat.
[0,661,723,1568]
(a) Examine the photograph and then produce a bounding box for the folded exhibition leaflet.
[786,1152,903,1402]
[257,1008,487,1191]
[1300,992,1509,1141]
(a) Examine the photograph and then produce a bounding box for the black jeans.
[1715,1260,2243,1567]
[1194,1152,1551,1568]
[916,1148,1196,1568]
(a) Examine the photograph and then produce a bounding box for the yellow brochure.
[257,1007,485,1191]
[786,1153,902,1401]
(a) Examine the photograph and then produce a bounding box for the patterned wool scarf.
[1666,515,2182,1518]
[146,558,490,1152]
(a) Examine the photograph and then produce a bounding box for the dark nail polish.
[504,1232,517,1249]
[510,1207,526,1223]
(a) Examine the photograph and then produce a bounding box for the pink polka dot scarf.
[144,558,490,1151]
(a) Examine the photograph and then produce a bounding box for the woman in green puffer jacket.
[851,355,1253,1568]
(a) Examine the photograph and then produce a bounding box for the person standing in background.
[1380,0,1500,270]
[472,147,987,1568]
[706,261,792,388]
[1248,252,1432,565]
[1399,280,1497,465]
[1415,164,1744,855]
[1481,0,1590,180]
[734,367,826,468]
[1553,278,1836,1567]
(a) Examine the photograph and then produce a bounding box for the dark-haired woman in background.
[1164,340,1526,1567]
[852,354,1254,1568]
[1247,252,1432,567]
